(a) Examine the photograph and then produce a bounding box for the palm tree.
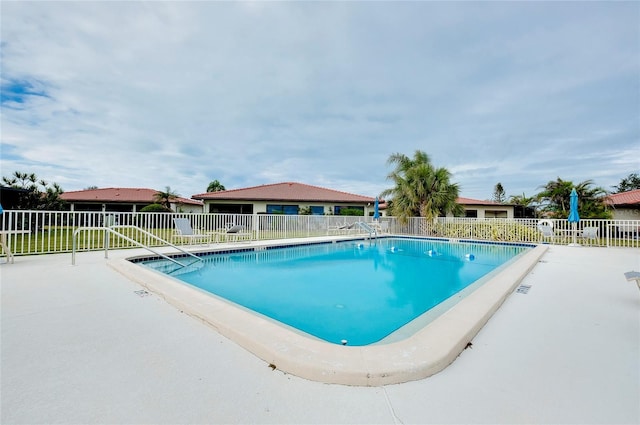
[40,182,65,211]
[508,192,536,207]
[573,180,611,218]
[154,186,179,211]
[1,171,65,210]
[508,192,538,218]
[536,178,610,219]
[536,178,574,216]
[380,150,463,223]
[2,171,37,189]
[207,180,226,192]
[612,172,640,193]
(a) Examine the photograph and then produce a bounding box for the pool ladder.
[355,221,378,239]
[72,225,203,269]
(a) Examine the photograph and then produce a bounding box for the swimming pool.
[141,238,530,346]
[114,236,546,385]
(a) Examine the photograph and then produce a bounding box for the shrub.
[139,203,172,213]
[338,208,364,216]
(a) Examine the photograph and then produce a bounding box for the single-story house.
[192,181,515,219]
[57,184,517,219]
[454,197,515,219]
[606,189,640,220]
[192,182,380,216]
[605,189,640,237]
[60,188,204,213]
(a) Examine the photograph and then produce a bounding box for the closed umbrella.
[568,188,580,246]
[373,197,380,220]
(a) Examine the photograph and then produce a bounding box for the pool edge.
[108,242,548,386]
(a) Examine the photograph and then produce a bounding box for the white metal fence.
[0,210,638,257]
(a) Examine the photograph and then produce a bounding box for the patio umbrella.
[568,188,580,245]
[373,197,380,220]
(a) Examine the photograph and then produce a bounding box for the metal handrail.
[356,221,377,239]
[72,225,203,266]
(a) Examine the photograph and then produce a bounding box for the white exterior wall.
[206,200,379,216]
[479,206,514,219]
[448,205,515,219]
[171,203,203,214]
[611,207,640,221]
[253,201,374,215]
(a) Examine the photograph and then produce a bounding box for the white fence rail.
[0,210,638,258]
[400,217,639,248]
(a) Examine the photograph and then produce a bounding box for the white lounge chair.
[624,271,640,291]
[327,223,354,235]
[211,224,252,242]
[173,218,210,245]
[579,226,598,242]
[537,220,555,243]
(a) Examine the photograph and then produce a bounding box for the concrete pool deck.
[1,241,639,424]
[112,239,549,386]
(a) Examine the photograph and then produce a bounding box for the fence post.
[253,213,259,240]
[104,225,110,259]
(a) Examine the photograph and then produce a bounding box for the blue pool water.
[140,238,530,346]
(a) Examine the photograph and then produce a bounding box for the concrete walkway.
[1,244,639,424]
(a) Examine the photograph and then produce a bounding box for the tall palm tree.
[380,150,463,223]
[154,186,179,211]
[573,180,611,218]
[536,178,574,216]
[536,178,610,219]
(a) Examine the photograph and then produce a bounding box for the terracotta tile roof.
[356,198,503,210]
[606,189,640,206]
[60,188,203,206]
[456,197,506,206]
[193,182,376,203]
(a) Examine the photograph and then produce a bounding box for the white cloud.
[1,1,638,201]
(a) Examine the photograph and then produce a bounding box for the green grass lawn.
[2,227,335,255]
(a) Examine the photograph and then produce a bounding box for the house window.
[209,204,253,214]
[334,206,364,216]
[485,210,507,218]
[310,206,324,215]
[267,204,299,215]
[465,210,478,218]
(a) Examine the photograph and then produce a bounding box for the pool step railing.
[356,221,378,239]
[72,224,203,267]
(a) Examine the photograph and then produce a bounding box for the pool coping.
[109,237,548,386]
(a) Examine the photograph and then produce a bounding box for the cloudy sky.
[1,1,638,201]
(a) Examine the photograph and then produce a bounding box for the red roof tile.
[456,197,505,206]
[193,182,376,203]
[60,188,202,206]
[606,189,640,206]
